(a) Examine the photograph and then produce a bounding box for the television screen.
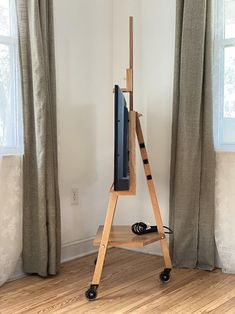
[114,85,130,191]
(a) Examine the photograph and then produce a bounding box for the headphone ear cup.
[131,223,137,234]
[137,222,147,233]
[131,222,148,235]
[131,222,144,235]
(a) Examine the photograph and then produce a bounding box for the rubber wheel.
[160,270,170,282]
[85,286,97,300]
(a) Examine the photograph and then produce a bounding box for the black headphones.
[131,222,173,235]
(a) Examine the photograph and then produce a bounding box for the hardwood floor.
[0,248,235,313]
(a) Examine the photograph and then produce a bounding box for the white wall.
[54,0,114,260]
[54,0,176,260]
[0,156,22,285]
[142,0,175,253]
[215,152,235,273]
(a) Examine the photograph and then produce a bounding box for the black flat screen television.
[114,85,130,191]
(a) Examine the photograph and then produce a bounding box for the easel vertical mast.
[129,16,133,111]
[126,16,133,111]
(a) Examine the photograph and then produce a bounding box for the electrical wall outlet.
[71,188,79,205]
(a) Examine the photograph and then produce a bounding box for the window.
[0,0,23,155]
[214,0,235,150]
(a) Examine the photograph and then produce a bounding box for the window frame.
[214,0,235,151]
[0,0,23,156]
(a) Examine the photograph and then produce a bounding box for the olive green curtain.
[16,0,61,276]
[170,0,215,270]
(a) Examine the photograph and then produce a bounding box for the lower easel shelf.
[94,225,165,247]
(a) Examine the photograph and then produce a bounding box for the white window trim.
[213,0,235,151]
[0,0,23,156]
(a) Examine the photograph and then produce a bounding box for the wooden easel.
[85,17,172,300]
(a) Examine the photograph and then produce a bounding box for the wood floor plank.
[0,248,234,314]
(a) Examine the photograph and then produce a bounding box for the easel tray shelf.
[94,225,165,247]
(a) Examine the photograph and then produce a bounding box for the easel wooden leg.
[92,192,118,285]
[85,192,118,300]
[136,115,172,269]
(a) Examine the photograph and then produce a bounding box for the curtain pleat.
[170,0,215,270]
[16,0,61,276]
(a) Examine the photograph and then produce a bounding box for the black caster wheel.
[85,284,98,301]
[160,268,171,282]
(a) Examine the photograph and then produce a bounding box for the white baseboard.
[61,237,98,263]
[8,257,25,282]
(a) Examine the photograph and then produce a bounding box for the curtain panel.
[170,0,215,270]
[16,0,61,276]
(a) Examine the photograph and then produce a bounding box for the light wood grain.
[128,111,136,194]
[0,248,234,314]
[129,16,134,111]
[129,16,133,70]
[136,114,172,269]
[94,225,165,247]
[126,68,133,92]
[92,192,118,285]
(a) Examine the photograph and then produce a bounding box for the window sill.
[215,150,235,154]
[0,153,24,157]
